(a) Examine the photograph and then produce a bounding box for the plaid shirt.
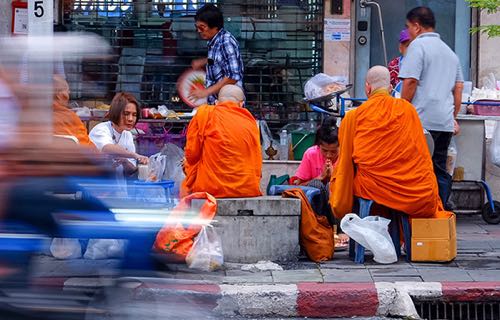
[206,28,244,104]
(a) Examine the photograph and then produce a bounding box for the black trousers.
[429,131,453,207]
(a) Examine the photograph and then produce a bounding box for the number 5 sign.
[28,0,53,36]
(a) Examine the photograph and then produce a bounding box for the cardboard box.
[411,214,457,262]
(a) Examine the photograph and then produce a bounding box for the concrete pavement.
[30,215,500,319]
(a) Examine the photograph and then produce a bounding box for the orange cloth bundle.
[283,189,334,262]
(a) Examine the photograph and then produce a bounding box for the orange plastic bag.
[153,192,217,257]
[283,189,334,262]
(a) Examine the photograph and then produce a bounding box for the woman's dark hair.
[315,117,338,145]
[195,4,224,30]
[406,6,435,29]
[107,92,140,125]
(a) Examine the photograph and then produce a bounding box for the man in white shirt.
[399,6,464,207]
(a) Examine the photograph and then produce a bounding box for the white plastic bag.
[160,143,186,195]
[304,73,346,100]
[50,238,82,259]
[490,121,500,167]
[340,213,397,264]
[83,239,126,260]
[185,225,224,272]
[259,120,279,160]
[147,153,167,182]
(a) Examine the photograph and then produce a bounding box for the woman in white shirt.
[90,92,148,175]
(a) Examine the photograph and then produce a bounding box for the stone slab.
[466,270,500,281]
[222,272,274,284]
[418,268,474,282]
[456,259,500,270]
[372,276,423,282]
[321,269,373,283]
[215,215,300,263]
[457,240,493,250]
[194,196,301,216]
[272,269,323,283]
[369,268,419,277]
[411,261,459,268]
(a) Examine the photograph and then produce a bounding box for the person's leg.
[429,131,453,207]
[307,179,335,226]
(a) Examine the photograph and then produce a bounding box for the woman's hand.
[135,154,149,165]
[319,160,333,181]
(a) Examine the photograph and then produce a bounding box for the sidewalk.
[32,215,500,319]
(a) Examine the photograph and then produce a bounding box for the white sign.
[13,8,29,35]
[28,0,54,36]
[324,18,351,42]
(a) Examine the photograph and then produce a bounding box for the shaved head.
[366,66,391,92]
[218,85,245,103]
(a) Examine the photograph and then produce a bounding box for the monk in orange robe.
[181,85,262,198]
[53,75,94,147]
[330,66,450,219]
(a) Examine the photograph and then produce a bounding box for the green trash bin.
[291,131,316,160]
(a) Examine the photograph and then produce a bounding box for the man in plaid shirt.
[190,4,244,104]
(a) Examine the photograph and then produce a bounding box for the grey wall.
[0,0,12,36]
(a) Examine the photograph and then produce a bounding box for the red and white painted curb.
[44,278,500,318]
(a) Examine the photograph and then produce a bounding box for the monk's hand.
[189,87,210,101]
[180,157,187,174]
[453,119,461,136]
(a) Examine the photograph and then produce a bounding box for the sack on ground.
[83,239,126,260]
[341,213,397,264]
[185,225,224,272]
[50,238,82,259]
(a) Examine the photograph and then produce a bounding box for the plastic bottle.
[308,118,316,133]
[446,138,458,176]
[279,129,289,160]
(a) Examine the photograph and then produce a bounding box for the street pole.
[26,0,53,141]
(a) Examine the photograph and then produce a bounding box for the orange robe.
[330,91,451,219]
[53,99,94,148]
[181,101,262,198]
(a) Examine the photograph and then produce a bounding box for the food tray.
[304,84,353,104]
[472,99,500,116]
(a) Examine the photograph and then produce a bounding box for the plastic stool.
[348,198,373,263]
[389,211,412,262]
[349,198,412,263]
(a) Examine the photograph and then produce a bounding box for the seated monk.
[330,66,450,219]
[181,85,262,198]
[52,75,94,147]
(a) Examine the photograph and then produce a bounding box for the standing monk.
[181,85,261,198]
[399,7,464,206]
[330,66,451,220]
[190,4,244,105]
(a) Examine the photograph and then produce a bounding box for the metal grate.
[62,0,323,123]
[414,300,500,320]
